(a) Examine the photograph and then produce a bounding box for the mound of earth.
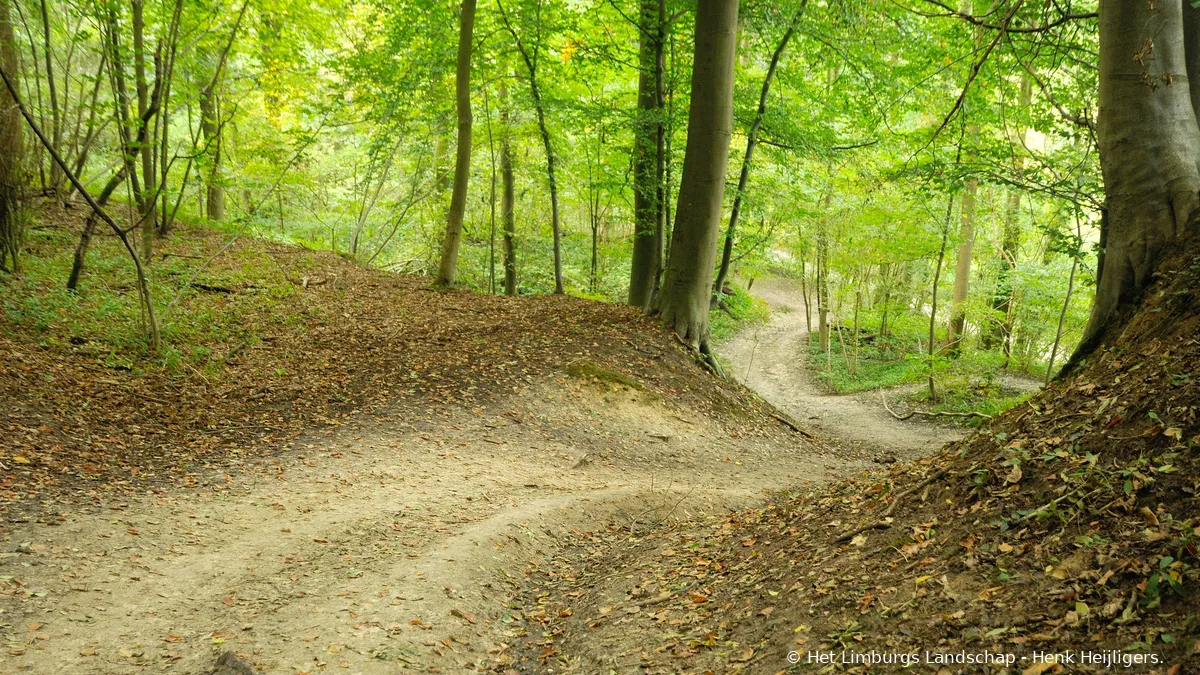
[1,208,859,674]
[494,242,1200,673]
[1,208,801,514]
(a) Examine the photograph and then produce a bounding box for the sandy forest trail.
[715,277,968,457]
[0,378,860,674]
[0,277,968,675]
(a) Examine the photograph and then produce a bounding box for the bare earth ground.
[715,277,966,457]
[0,272,967,675]
[0,377,858,674]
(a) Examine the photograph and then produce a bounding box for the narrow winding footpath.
[716,277,967,457]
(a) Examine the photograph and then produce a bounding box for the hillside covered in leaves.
[496,236,1200,673]
[1,205,785,513]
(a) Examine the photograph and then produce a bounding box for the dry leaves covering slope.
[0,206,784,514]
[497,240,1200,673]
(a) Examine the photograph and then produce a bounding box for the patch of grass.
[807,329,1035,421]
[1,207,298,376]
[709,285,770,343]
[565,360,644,390]
[907,371,1033,424]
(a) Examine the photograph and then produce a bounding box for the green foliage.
[709,285,770,343]
[2,215,298,375]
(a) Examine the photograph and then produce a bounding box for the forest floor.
[0,213,962,674]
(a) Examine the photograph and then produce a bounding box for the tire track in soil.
[0,381,858,674]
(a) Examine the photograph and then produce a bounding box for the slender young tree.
[986,77,1031,359]
[500,85,517,296]
[947,178,976,353]
[0,0,22,273]
[436,0,477,287]
[199,81,224,221]
[498,0,564,293]
[712,0,807,303]
[131,0,158,250]
[652,0,740,362]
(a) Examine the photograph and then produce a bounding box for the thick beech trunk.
[652,0,739,356]
[436,0,476,287]
[1071,0,1200,365]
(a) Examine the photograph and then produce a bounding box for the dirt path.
[0,381,859,674]
[715,277,967,457]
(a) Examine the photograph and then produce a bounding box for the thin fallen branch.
[769,412,813,438]
[881,392,993,421]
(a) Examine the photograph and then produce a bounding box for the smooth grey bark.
[628,0,664,308]
[1070,0,1200,365]
[652,0,740,357]
[436,0,476,287]
[711,0,806,305]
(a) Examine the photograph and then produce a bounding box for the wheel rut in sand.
[0,380,859,673]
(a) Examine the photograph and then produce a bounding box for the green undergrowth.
[808,329,1038,423]
[709,284,770,343]
[0,208,318,375]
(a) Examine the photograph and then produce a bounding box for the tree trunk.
[200,83,224,221]
[652,0,739,358]
[628,0,663,309]
[0,0,22,273]
[131,0,157,256]
[67,167,127,290]
[928,196,954,401]
[1070,0,1200,366]
[37,0,60,192]
[986,77,1032,358]
[816,193,831,353]
[947,178,976,354]
[435,0,476,287]
[711,1,805,305]
[531,82,562,294]
[500,86,517,296]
